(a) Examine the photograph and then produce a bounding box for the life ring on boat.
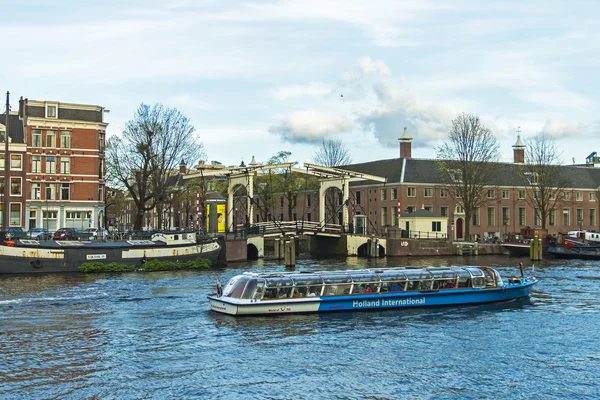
[30,259,42,268]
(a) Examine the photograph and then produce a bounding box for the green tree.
[437,113,499,241]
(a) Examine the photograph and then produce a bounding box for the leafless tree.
[520,133,569,231]
[437,113,499,241]
[312,137,352,167]
[106,104,204,229]
[311,138,352,224]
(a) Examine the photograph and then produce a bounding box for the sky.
[2,0,600,168]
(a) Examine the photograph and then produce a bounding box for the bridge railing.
[243,221,343,236]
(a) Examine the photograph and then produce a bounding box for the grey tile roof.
[341,157,600,189]
[0,113,25,144]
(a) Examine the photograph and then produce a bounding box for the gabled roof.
[340,157,600,189]
[0,113,25,144]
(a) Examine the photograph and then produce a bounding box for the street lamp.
[503,217,509,238]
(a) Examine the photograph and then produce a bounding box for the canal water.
[1,255,599,399]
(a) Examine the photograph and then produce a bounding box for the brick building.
[19,98,108,231]
[0,111,27,228]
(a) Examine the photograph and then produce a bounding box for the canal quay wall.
[256,236,505,260]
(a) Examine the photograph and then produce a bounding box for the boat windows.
[223,275,252,299]
[241,278,265,300]
[264,277,294,299]
[323,274,352,296]
[465,268,485,288]
[291,275,323,299]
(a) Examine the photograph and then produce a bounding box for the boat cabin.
[222,267,504,301]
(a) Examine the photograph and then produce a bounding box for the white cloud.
[269,110,352,143]
[271,83,332,100]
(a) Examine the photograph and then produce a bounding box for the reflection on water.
[1,255,599,399]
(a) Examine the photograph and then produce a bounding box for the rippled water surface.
[1,255,600,399]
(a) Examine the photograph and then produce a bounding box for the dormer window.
[448,169,462,183]
[524,172,539,185]
[46,104,58,119]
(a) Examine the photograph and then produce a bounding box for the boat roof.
[239,266,488,280]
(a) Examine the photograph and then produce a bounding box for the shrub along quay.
[79,258,212,273]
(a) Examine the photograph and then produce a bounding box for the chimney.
[398,127,413,158]
[512,134,525,163]
[179,159,187,174]
[18,96,24,119]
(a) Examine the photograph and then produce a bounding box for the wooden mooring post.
[274,238,282,260]
[284,236,296,267]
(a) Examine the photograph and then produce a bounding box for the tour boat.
[208,266,537,315]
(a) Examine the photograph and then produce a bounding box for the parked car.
[28,228,49,240]
[4,227,27,240]
[52,228,81,240]
[86,227,109,240]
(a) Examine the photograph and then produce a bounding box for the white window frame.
[10,177,22,196]
[46,156,56,174]
[9,202,21,226]
[32,155,41,173]
[32,129,42,147]
[31,183,41,200]
[10,154,22,170]
[424,188,433,197]
[60,130,71,148]
[46,103,58,119]
[60,158,70,175]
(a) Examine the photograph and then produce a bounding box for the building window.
[534,208,541,226]
[407,206,416,213]
[440,189,448,198]
[66,211,82,219]
[10,154,22,170]
[487,189,495,199]
[441,206,448,217]
[456,206,464,214]
[307,195,311,207]
[591,209,597,227]
[391,206,398,226]
[487,207,495,226]
[0,177,3,192]
[519,207,526,226]
[577,208,584,227]
[424,206,433,212]
[46,183,56,200]
[590,192,596,201]
[518,189,526,200]
[407,187,416,197]
[355,191,361,205]
[524,172,538,185]
[306,212,311,221]
[9,203,21,226]
[432,221,441,232]
[391,188,398,200]
[60,158,70,174]
[10,177,21,196]
[99,132,105,153]
[381,207,387,226]
[46,104,57,118]
[576,192,583,201]
[280,196,284,207]
[424,188,433,197]
[61,183,70,200]
[60,130,71,148]
[32,155,41,173]
[46,130,56,148]
[502,207,510,226]
[564,192,571,201]
[31,183,41,200]
[549,209,555,226]
[46,156,56,174]
[98,185,103,201]
[563,208,570,226]
[502,190,509,199]
[32,129,42,147]
[0,154,3,169]
[99,159,104,179]
[380,189,387,201]
[473,208,480,226]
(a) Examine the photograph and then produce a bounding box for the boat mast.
[3,91,9,230]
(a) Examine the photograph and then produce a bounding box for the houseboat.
[208,266,537,316]
[0,230,221,274]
